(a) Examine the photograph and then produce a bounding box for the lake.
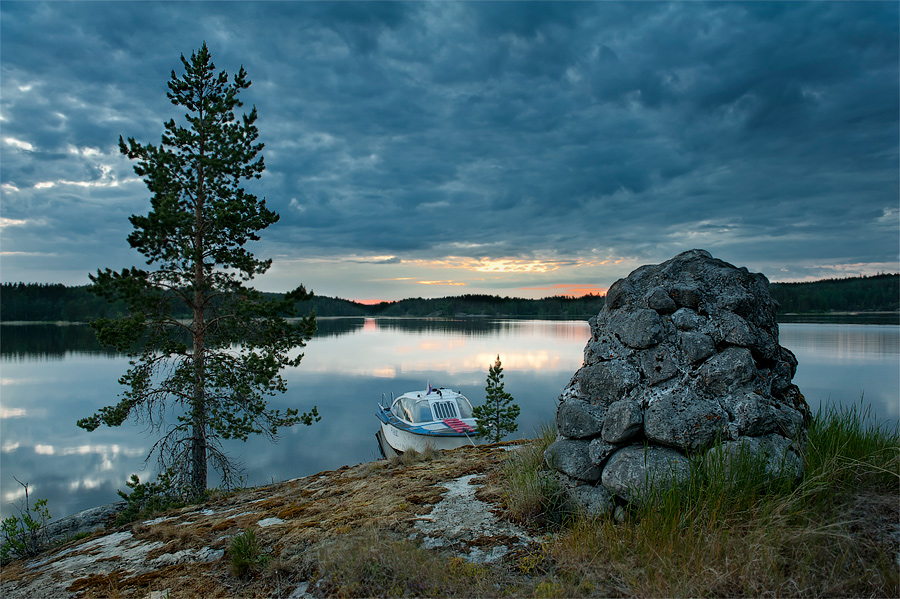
[1,319,897,520]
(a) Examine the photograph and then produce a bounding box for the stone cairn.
[545,250,810,514]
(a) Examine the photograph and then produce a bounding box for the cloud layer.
[1,1,897,300]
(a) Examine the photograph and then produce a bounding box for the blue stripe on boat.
[376,408,470,437]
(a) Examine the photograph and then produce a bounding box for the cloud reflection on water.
[1,320,896,522]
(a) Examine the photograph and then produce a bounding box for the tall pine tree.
[473,355,520,443]
[78,44,319,497]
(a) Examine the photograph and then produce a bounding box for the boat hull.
[378,419,476,454]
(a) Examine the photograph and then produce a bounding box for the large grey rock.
[601,400,643,443]
[769,347,799,394]
[645,287,676,313]
[556,397,606,438]
[544,439,603,482]
[550,249,810,508]
[696,346,756,396]
[770,400,807,439]
[610,308,666,349]
[588,438,618,466]
[601,445,691,503]
[604,279,633,310]
[677,331,716,364]
[709,310,755,347]
[575,359,640,407]
[672,307,704,331]
[726,391,778,437]
[644,388,728,452]
[43,502,125,545]
[670,285,701,309]
[568,484,615,517]
[704,434,803,482]
[639,345,678,385]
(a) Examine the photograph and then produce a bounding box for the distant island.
[1,274,897,322]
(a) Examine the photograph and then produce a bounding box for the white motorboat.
[376,387,479,454]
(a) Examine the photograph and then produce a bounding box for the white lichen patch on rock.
[257,517,284,527]
[413,474,537,563]
[6,531,167,598]
[150,546,224,568]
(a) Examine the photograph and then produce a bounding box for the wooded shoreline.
[1,273,898,322]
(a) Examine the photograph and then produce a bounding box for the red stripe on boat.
[443,418,474,433]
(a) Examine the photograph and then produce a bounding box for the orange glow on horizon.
[350,282,604,303]
[518,283,608,297]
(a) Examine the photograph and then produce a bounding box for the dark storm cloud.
[1,1,897,289]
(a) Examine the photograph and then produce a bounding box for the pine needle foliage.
[78,43,319,498]
[473,355,520,443]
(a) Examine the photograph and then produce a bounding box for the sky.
[1,1,897,303]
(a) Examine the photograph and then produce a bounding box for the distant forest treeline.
[1,274,897,322]
[770,273,899,313]
[0,284,605,322]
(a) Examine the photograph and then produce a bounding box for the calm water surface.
[1,319,897,519]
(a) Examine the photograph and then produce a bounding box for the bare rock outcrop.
[546,250,810,512]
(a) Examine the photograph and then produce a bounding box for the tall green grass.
[533,402,899,597]
[806,400,899,490]
[501,423,573,527]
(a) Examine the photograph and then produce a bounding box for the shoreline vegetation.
[3,403,897,597]
[1,273,898,323]
[496,402,899,598]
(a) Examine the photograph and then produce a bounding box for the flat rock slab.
[4,530,223,599]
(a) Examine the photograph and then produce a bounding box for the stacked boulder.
[545,250,810,513]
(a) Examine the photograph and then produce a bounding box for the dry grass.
[315,526,506,598]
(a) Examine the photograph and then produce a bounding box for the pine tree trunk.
[191,155,208,496]
[191,294,207,496]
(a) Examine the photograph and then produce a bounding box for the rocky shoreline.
[2,441,897,598]
[0,444,531,598]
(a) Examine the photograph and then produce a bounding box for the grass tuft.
[520,404,900,597]
[229,528,269,578]
[389,443,442,468]
[501,423,573,528]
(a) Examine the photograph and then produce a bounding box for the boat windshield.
[394,396,434,424]
[392,391,475,424]
[454,395,474,419]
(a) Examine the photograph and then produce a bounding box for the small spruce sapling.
[473,355,520,443]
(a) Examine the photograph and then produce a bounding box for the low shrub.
[114,469,190,526]
[315,527,504,597]
[0,479,51,564]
